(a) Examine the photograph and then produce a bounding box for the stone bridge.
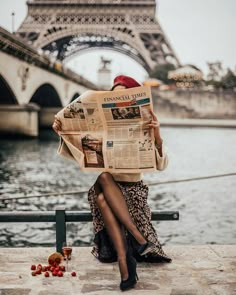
[0,27,99,136]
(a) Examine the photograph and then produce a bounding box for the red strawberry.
[52,271,58,276]
[42,266,47,272]
[71,271,76,277]
[60,265,65,272]
[36,269,42,275]
[31,265,36,270]
[57,271,63,277]
[50,266,55,272]
[31,271,37,276]
[55,267,60,272]
[44,271,50,277]
[37,264,42,269]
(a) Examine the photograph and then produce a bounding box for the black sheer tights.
[94,172,146,280]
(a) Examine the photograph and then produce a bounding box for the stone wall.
[0,104,40,137]
[152,89,236,119]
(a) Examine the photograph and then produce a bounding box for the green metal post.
[55,209,66,254]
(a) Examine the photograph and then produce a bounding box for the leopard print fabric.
[88,180,172,263]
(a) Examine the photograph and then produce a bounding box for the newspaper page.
[57,86,157,173]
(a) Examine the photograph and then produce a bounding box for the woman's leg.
[94,172,146,245]
[96,192,128,280]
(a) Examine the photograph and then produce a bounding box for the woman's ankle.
[128,228,146,245]
[118,257,129,281]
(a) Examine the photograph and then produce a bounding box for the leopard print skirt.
[88,180,172,263]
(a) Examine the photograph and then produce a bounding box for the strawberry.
[42,266,47,272]
[55,267,60,272]
[50,266,55,272]
[31,265,36,270]
[37,264,42,270]
[36,269,42,275]
[57,271,63,277]
[53,261,59,267]
[71,271,76,277]
[31,271,37,276]
[52,271,58,276]
[60,265,65,272]
[44,271,50,277]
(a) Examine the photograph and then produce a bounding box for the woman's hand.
[147,110,163,155]
[52,116,62,134]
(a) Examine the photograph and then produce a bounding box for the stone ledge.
[0,245,235,294]
[160,118,236,128]
[0,103,40,111]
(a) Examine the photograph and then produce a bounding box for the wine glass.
[62,241,72,272]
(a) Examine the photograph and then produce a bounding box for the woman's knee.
[96,193,107,208]
[96,172,114,186]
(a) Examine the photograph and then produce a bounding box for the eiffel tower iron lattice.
[17,0,180,73]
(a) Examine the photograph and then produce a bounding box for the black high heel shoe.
[138,241,155,256]
[120,254,139,291]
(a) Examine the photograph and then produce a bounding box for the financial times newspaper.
[57,86,157,173]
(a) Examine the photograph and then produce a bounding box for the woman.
[53,75,171,291]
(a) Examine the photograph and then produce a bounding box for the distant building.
[97,56,112,89]
[168,65,203,88]
[143,78,163,87]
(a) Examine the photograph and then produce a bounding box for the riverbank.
[0,245,235,294]
[160,118,236,128]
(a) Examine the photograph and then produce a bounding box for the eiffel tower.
[17,0,180,73]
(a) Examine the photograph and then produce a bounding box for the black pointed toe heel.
[138,241,155,256]
[120,255,138,291]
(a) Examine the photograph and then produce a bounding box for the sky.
[0,0,235,84]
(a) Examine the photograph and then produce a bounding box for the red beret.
[112,75,141,89]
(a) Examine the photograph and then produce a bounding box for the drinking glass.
[62,241,72,271]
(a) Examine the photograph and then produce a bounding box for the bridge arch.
[30,83,62,107]
[40,27,159,72]
[70,92,80,103]
[0,75,18,104]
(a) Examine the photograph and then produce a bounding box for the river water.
[0,127,236,247]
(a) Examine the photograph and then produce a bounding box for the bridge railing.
[0,26,99,90]
[0,209,179,253]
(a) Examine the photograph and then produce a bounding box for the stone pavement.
[0,245,235,295]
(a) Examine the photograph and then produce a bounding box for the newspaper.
[57,86,157,173]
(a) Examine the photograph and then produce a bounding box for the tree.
[207,61,225,81]
[221,69,236,90]
[205,79,223,89]
[149,63,176,84]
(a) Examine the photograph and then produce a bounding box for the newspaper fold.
[57,86,157,173]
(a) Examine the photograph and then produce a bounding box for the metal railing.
[1,172,235,202]
[0,209,179,253]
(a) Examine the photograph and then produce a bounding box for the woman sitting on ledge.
[52,75,171,291]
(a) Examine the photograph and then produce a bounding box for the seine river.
[0,127,236,247]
